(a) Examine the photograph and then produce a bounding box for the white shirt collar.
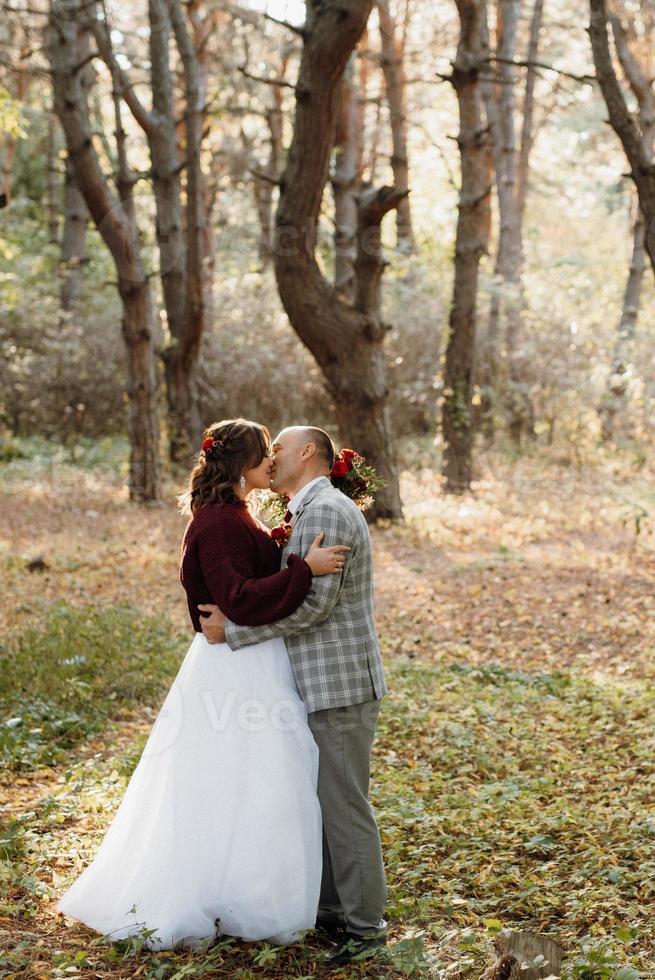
[287,476,326,516]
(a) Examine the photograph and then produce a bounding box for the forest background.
[1,0,655,977]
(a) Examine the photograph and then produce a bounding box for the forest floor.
[1,445,655,979]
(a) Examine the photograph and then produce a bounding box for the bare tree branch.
[86,15,156,136]
[484,55,596,85]
[238,65,297,89]
[263,11,306,37]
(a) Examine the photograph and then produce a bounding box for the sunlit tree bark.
[376,0,415,250]
[478,0,543,444]
[442,0,492,492]
[598,4,654,441]
[90,0,207,462]
[589,0,655,271]
[274,0,403,519]
[46,1,161,501]
[332,55,360,301]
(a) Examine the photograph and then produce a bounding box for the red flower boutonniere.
[271,523,293,546]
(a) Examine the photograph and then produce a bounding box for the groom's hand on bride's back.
[198,604,226,644]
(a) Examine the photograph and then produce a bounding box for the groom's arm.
[224,501,357,651]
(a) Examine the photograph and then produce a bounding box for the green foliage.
[561,942,641,980]
[0,601,184,770]
[374,655,653,975]
[0,85,25,138]
[0,434,129,475]
[382,933,431,975]
[0,204,125,440]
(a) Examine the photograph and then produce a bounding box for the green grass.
[0,601,185,771]
[0,435,130,479]
[1,608,653,976]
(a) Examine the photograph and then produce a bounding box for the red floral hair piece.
[201,434,233,455]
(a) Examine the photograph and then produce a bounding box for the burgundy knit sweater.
[180,500,313,632]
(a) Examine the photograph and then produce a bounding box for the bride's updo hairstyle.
[179,418,271,515]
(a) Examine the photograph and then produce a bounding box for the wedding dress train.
[58,633,322,950]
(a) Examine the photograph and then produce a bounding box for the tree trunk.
[59,30,92,314]
[273,0,403,520]
[1,136,14,206]
[253,56,287,266]
[442,0,492,493]
[512,0,544,446]
[90,0,208,462]
[357,28,370,177]
[600,213,645,440]
[188,0,217,321]
[59,156,89,312]
[483,929,563,980]
[516,0,544,223]
[46,111,60,245]
[146,0,193,462]
[479,0,525,442]
[478,0,543,445]
[376,0,415,250]
[46,2,161,502]
[332,56,360,301]
[598,5,654,440]
[589,0,655,273]
[170,0,206,454]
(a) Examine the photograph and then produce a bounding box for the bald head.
[271,425,336,496]
[290,426,335,468]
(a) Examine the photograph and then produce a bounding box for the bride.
[57,418,349,950]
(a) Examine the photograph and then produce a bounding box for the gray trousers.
[307,700,387,937]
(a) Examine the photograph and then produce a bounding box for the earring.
[240,475,246,490]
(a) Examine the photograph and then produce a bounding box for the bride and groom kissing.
[58,419,389,966]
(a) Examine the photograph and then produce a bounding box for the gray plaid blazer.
[224,476,387,713]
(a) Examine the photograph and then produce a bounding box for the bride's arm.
[197,513,314,627]
[222,502,357,649]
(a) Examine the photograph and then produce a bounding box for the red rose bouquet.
[328,449,383,510]
[261,447,384,533]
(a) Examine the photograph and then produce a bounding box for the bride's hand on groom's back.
[198,604,226,644]
[304,532,350,577]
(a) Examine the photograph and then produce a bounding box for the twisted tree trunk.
[274,0,402,519]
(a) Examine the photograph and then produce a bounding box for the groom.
[199,425,388,964]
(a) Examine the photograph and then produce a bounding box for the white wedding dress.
[58,633,322,950]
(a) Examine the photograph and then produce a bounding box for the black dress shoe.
[326,931,387,965]
[314,919,345,942]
